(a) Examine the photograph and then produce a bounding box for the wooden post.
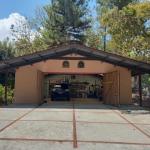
[103,26,107,51]
[4,71,8,105]
[138,74,142,107]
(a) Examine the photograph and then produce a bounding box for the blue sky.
[0,0,50,19]
[0,0,96,41]
[0,0,96,19]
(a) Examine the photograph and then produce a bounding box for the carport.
[0,41,150,106]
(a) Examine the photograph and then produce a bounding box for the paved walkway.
[0,101,150,150]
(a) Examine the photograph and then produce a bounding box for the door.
[102,71,120,106]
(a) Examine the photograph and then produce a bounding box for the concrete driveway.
[0,101,150,150]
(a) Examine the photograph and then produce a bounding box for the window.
[63,61,69,68]
[78,61,85,68]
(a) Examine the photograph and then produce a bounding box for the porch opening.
[43,74,103,102]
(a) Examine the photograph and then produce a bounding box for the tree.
[0,39,15,87]
[10,0,91,56]
[96,0,139,52]
[0,38,14,60]
[85,29,103,49]
[142,74,150,87]
[100,2,150,62]
[97,0,138,10]
[39,0,90,45]
[10,17,36,56]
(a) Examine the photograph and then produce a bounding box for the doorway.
[43,74,103,101]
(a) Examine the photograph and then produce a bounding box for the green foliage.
[96,0,139,53]
[0,84,14,105]
[85,29,103,49]
[142,74,150,86]
[100,2,150,62]
[15,38,33,56]
[32,35,49,52]
[10,0,90,56]
[142,74,150,95]
[97,0,138,10]
[0,84,4,105]
[0,84,4,101]
[0,38,15,60]
[10,18,37,56]
[41,0,90,44]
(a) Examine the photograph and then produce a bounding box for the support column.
[4,71,8,105]
[138,74,142,107]
[103,26,107,51]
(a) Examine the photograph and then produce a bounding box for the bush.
[0,84,14,105]
[0,84,4,104]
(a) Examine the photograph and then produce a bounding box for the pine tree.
[41,0,90,44]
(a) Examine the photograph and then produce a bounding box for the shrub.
[0,84,14,105]
[0,84,4,104]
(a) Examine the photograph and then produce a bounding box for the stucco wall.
[14,66,44,104]
[37,70,44,103]
[119,68,132,104]
[14,56,132,105]
[33,59,118,74]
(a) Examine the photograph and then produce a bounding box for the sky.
[0,0,96,41]
[0,0,50,19]
[0,0,51,41]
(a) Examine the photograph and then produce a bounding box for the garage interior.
[44,74,103,101]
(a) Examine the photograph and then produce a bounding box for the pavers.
[21,111,73,121]
[75,103,113,111]
[0,141,73,150]
[78,142,150,150]
[76,122,150,143]
[76,112,127,123]
[0,121,13,130]
[0,121,73,140]
[39,102,73,110]
[123,114,150,124]
[135,125,150,135]
[0,102,149,150]
[0,110,30,120]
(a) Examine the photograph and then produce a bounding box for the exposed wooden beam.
[3,61,13,67]
[50,57,97,60]
[22,58,30,63]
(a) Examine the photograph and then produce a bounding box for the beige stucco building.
[0,41,150,106]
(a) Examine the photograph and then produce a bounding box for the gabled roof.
[0,41,150,75]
